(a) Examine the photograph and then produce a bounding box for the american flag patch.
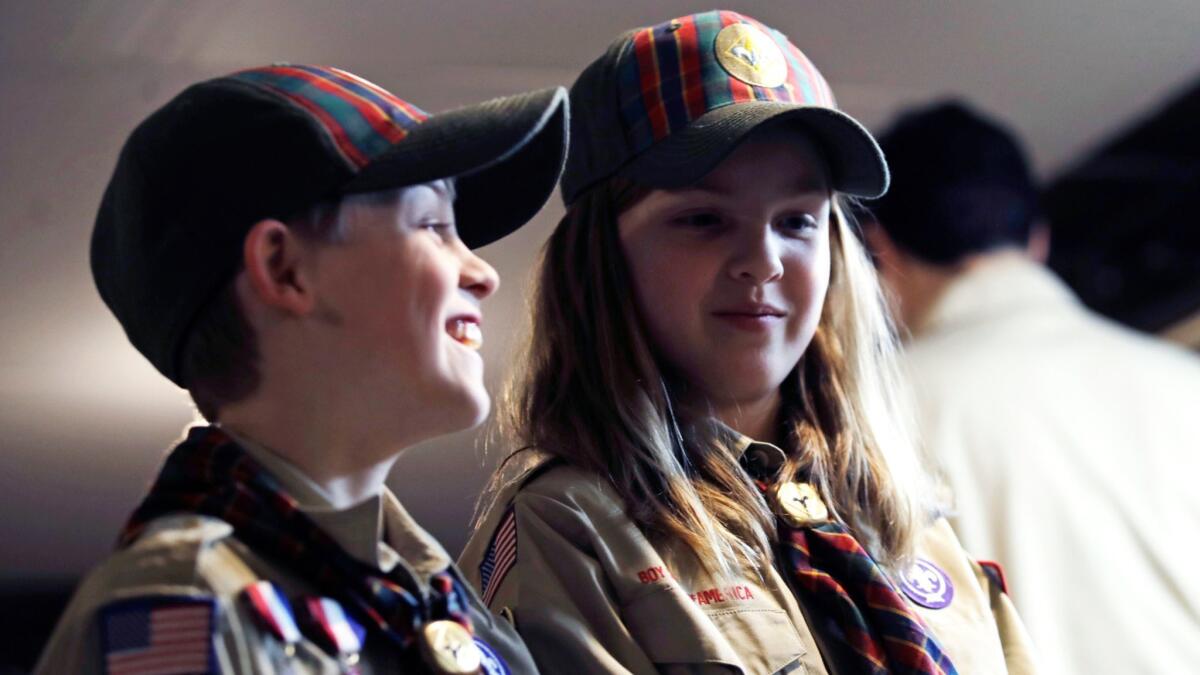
[479,506,517,606]
[101,596,216,675]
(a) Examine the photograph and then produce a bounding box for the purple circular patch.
[900,558,954,609]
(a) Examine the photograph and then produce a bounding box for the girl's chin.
[698,361,793,394]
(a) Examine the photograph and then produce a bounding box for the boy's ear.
[241,218,317,316]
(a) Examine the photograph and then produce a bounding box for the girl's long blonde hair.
[491,176,936,578]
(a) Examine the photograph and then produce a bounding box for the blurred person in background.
[35,65,567,674]
[863,99,1200,674]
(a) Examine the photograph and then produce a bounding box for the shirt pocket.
[623,587,807,675]
[706,608,808,675]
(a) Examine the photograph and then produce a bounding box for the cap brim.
[343,87,569,248]
[621,102,889,199]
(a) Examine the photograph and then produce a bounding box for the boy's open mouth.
[446,318,482,350]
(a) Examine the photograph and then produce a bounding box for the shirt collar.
[222,429,451,577]
[715,421,789,479]
[913,253,1079,339]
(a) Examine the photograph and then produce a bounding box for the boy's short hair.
[180,200,342,421]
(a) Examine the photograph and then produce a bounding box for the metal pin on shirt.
[771,481,830,527]
[420,619,483,674]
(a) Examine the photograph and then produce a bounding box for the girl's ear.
[240,218,318,317]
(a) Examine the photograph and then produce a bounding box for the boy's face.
[307,182,500,439]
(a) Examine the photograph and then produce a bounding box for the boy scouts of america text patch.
[100,595,217,675]
[479,505,518,606]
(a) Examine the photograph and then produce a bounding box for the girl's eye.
[777,213,819,233]
[673,212,724,229]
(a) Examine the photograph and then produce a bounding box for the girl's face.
[617,129,832,413]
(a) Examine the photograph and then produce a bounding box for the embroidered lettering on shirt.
[689,585,755,606]
[632,566,755,606]
[635,565,673,584]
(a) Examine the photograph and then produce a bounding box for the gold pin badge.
[772,481,829,527]
[714,22,788,88]
[420,620,482,674]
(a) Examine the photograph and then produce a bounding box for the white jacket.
[903,254,1200,675]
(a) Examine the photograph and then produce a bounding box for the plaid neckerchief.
[119,425,474,664]
[763,479,959,675]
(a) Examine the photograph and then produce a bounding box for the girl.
[462,11,1037,675]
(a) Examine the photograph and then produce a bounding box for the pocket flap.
[623,587,806,674]
[707,608,807,674]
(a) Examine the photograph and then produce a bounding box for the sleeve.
[33,529,266,675]
[913,518,1041,674]
[32,588,106,675]
[972,559,1040,674]
[32,580,235,675]
[466,488,659,675]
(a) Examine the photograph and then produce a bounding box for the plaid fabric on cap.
[562,9,886,204]
[229,65,428,170]
[617,10,835,153]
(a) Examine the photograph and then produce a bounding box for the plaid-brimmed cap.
[562,10,888,205]
[92,65,568,386]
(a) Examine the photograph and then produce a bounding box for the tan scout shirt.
[35,435,536,674]
[460,440,1038,675]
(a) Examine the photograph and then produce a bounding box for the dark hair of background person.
[866,100,1039,265]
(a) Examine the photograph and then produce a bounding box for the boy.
[35,64,566,674]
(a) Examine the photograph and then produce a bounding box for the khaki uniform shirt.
[904,255,1200,674]
[460,438,1038,674]
[35,435,537,674]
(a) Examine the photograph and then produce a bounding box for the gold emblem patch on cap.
[420,620,482,674]
[772,481,829,527]
[714,22,787,88]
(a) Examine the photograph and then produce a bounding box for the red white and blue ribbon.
[241,581,302,648]
[299,596,366,657]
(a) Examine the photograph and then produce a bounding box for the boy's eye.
[419,221,455,236]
